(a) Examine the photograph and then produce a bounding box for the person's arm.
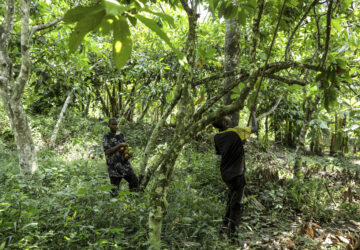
[105,142,128,155]
[250,106,258,133]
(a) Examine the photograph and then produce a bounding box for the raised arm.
[250,106,258,133]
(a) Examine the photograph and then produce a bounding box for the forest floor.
[236,142,360,249]
[1,115,360,249]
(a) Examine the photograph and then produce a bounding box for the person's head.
[108,118,118,133]
[212,116,231,131]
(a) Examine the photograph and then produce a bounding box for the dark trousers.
[109,169,139,196]
[223,174,246,236]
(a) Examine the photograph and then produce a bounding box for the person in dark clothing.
[102,118,139,196]
[213,110,258,238]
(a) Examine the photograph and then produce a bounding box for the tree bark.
[1,0,63,175]
[223,18,240,127]
[50,89,74,144]
[0,0,38,175]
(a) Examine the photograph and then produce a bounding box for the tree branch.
[193,60,325,86]
[13,0,31,102]
[285,0,319,60]
[29,16,64,38]
[0,0,15,90]
[250,0,265,63]
[321,0,333,67]
[256,95,283,121]
[2,0,15,47]
[193,74,249,121]
[263,73,307,86]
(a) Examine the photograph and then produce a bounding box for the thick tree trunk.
[50,89,74,144]
[223,18,240,127]
[0,0,38,175]
[148,141,184,248]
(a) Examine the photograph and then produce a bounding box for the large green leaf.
[63,4,103,24]
[69,10,106,53]
[103,0,129,16]
[135,14,185,64]
[99,15,114,35]
[112,16,132,70]
[142,9,175,27]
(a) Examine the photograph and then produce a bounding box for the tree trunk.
[7,98,38,174]
[294,95,320,176]
[50,89,74,144]
[0,0,38,175]
[95,88,110,117]
[148,141,184,248]
[223,18,240,127]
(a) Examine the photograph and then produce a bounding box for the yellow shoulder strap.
[220,127,251,140]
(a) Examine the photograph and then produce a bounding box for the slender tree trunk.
[95,88,110,117]
[294,95,320,176]
[223,18,240,127]
[330,113,337,155]
[50,89,74,144]
[118,80,122,113]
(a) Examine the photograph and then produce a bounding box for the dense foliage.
[1,0,360,248]
[1,113,359,248]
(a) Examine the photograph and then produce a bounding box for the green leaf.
[128,15,138,27]
[224,3,238,19]
[332,19,342,33]
[135,14,185,65]
[113,16,132,70]
[142,9,175,27]
[318,120,328,129]
[208,0,215,12]
[103,0,129,16]
[108,227,124,233]
[99,16,114,35]
[69,10,106,52]
[248,0,257,8]
[98,185,115,192]
[237,8,247,26]
[323,87,338,112]
[337,44,349,54]
[77,188,87,194]
[182,217,193,224]
[63,4,103,24]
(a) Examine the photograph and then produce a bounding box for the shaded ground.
[232,142,360,249]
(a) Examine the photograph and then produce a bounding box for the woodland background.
[0,0,360,248]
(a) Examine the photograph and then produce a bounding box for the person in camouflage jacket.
[102,118,139,196]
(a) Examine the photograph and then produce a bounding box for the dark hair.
[108,118,118,124]
[212,117,225,130]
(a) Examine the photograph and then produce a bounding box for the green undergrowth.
[1,113,359,249]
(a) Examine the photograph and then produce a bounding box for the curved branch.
[30,16,64,38]
[285,0,319,60]
[256,95,283,121]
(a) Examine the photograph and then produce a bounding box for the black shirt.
[214,131,245,182]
